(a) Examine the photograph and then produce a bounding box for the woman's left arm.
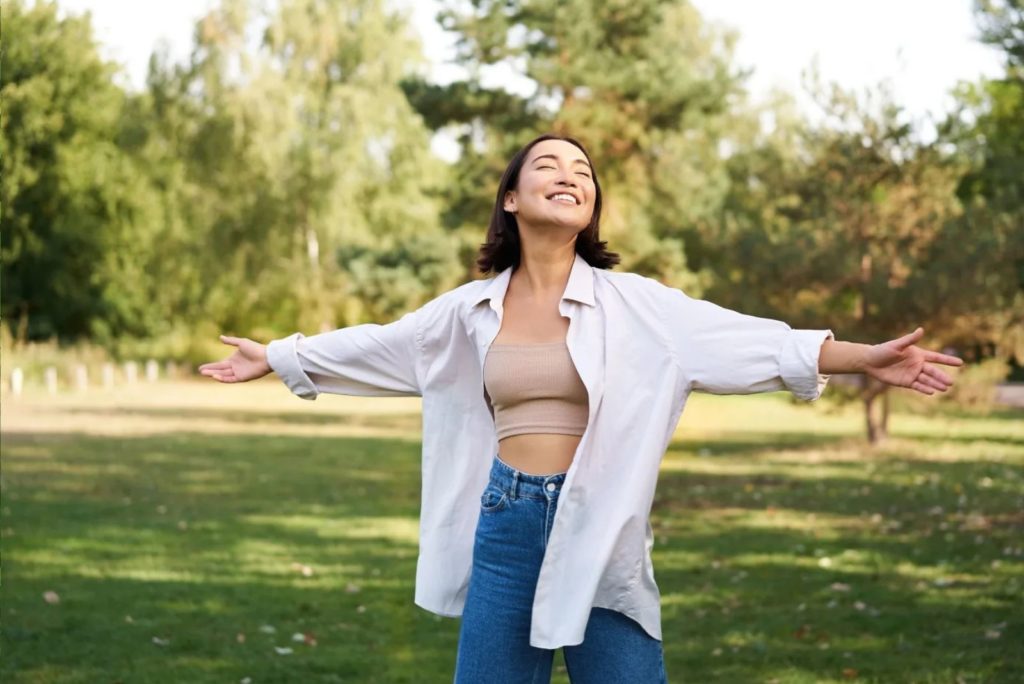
[819,327,964,395]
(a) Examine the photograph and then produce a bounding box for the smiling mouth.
[548,193,580,205]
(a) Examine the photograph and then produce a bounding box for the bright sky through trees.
[58,0,1004,157]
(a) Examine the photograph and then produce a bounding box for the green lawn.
[2,380,1021,683]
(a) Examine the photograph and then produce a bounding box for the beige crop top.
[483,341,589,440]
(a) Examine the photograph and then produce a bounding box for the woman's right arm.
[197,307,424,399]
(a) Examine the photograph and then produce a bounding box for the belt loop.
[511,469,519,501]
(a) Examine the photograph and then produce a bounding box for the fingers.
[210,368,237,383]
[918,372,949,392]
[910,380,936,395]
[893,327,924,350]
[911,364,955,395]
[924,350,964,367]
[220,334,244,346]
[921,364,954,387]
[198,360,229,373]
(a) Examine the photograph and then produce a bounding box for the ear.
[503,190,517,214]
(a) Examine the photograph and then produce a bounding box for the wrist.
[853,343,872,374]
[260,344,273,376]
[818,339,873,375]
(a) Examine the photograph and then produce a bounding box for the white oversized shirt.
[266,251,834,649]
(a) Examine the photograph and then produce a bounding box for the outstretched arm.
[197,308,423,399]
[660,284,834,401]
[819,327,963,395]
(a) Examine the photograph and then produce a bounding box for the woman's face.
[503,139,596,232]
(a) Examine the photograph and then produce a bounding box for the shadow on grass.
[52,406,425,430]
[2,427,1021,683]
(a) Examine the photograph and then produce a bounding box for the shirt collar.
[472,251,596,309]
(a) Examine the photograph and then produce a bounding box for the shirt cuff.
[779,329,834,401]
[266,333,319,400]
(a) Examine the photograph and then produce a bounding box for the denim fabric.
[454,454,669,683]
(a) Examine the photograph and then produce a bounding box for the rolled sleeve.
[779,329,835,401]
[658,283,833,401]
[265,307,423,399]
[267,333,321,400]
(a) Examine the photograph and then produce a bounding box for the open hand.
[862,327,963,395]
[197,335,272,383]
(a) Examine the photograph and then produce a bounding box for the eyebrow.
[531,153,592,170]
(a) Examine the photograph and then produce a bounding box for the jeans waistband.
[489,453,567,500]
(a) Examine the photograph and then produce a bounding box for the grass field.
[2,379,1021,683]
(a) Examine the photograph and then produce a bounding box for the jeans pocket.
[479,484,509,514]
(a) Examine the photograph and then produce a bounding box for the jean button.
[546,482,556,492]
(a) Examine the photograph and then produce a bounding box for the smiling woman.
[475,134,617,276]
[198,131,962,683]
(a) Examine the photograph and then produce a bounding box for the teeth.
[550,194,577,205]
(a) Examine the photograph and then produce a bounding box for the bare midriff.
[497,433,581,476]
[491,264,585,476]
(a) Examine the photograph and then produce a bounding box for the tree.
[403,0,747,290]
[0,0,156,343]
[699,66,1020,441]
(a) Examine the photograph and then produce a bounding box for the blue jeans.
[454,454,669,683]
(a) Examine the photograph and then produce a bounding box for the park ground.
[1,379,1021,683]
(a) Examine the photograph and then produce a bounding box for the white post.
[45,367,58,395]
[10,368,23,396]
[124,361,138,384]
[75,364,88,392]
[145,359,159,382]
[102,363,115,390]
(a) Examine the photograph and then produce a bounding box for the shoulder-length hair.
[475,133,621,275]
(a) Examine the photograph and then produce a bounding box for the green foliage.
[404,0,743,290]
[0,0,156,342]
[1,0,456,353]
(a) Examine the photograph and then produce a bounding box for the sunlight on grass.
[241,514,420,545]
[2,382,1020,682]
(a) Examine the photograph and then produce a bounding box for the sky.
[57,0,1005,156]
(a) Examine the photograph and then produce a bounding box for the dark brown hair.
[475,133,621,275]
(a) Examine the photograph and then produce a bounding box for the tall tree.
[0,0,154,343]
[707,73,1015,441]
[404,0,746,290]
[141,0,458,339]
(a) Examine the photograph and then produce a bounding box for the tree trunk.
[862,376,889,444]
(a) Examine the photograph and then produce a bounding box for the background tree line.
[2,0,1021,440]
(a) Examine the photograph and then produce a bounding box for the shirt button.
[546,482,556,491]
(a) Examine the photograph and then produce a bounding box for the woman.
[199,134,963,683]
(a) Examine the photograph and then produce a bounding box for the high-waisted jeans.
[454,453,669,683]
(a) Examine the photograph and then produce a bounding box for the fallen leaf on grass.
[274,646,293,655]
[842,667,858,679]
[152,636,170,646]
[43,591,60,604]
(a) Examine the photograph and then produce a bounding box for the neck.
[512,240,577,300]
